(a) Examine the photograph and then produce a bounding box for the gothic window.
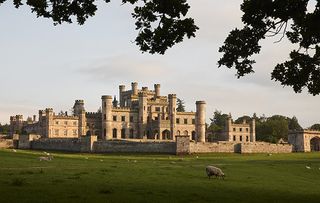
[246,136,249,142]
[121,129,126,138]
[184,119,188,124]
[113,116,117,121]
[240,135,242,141]
[246,128,249,132]
[240,128,242,132]
[233,135,236,141]
[233,128,236,132]
[113,128,117,138]
[192,119,195,124]
[155,107,161,112]
[121,116,125,122]
[176,118,180,124]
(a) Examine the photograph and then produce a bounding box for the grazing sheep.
[39,155,53,161]
[206,165,225,179]
[306,166,311,169]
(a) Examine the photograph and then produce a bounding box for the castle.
[9,82,206,142]
[6,82,316,154]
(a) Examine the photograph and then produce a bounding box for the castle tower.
[45,108,54,138]
[73,100,86,137]
[138,92,148,138]
[131,82,138,96]
[250,118,256,142]
[119,85,125,107]
[102,95,113,140]
[154,84,160,98]
[195,101,206,142]
[226,114,232,141]
[168,94,177,140]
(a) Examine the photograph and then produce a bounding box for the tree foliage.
[0,0,198,54]
[219,0,320,95]
[208,110,229,133]
[0,123,10,134]
[310,123,320,130]
[255,115,302,143]
[176,98,185,112]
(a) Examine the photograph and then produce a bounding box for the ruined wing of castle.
[6,82,313,154]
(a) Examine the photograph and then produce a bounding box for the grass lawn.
[0,149,319,203]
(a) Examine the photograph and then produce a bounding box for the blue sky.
[0,0,319,128]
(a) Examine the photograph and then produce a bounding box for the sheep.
[206,165,225,179]
[39,155,53,161]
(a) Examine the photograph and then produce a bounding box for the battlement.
[53,115,79,120]
[86,112,101,118]
[75,99,84,104]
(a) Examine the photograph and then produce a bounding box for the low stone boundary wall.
[0,139,13,148]
[189,141,240,153]
[32,138,82,152]
[240,142,292,153]
[93,140,176,154]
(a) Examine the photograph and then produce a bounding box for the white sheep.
[39,155,53,161]
[206,165,225,179]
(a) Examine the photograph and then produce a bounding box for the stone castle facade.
[10,82,206,142]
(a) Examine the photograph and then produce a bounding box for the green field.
[0,149,319,203]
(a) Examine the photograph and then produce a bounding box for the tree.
[218,0,320,95]
[310,123,320,131]
[288,116,303,131]
[208,110,229,132]
[234,115,252,124]
[176,98,185,112]
[0,0,198,54]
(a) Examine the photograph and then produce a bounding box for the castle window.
[240,128,242,132]
[233,135,236,141]
[73,121,77,126]
[246,136,249,142]
[55,129,59,135]
[246,128,249,132]
[130,129,134,138]
[64,130,68,136]
[155,107,161,112]
[166,117,169,120]
[130,116,133,122]
[56,121,59,125]
[104,114,106,120]
[121,116,125,122]
[73,130,77,136]
[64,121,68,125]
[184,119,188,124]
[121,129,126,138]
[113,128,117,138]
[113,116,117,121]
[176,118,180,124]
[155,117,158,120]
[233,128,236,132]
[240,135,242,141]
[192,119,195,124]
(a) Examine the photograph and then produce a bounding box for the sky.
[0,0,319,128]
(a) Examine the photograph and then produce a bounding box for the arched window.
[121,128,126,139]
[113,128,117,138]
[177,130,180,136]
[192,131,196,140]
[184,130,188,136]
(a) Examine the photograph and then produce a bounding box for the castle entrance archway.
[310,137,320,151]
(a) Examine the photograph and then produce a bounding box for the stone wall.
[0,139,13,148]
[240,142,292,153]
[93,140,176,154]
[31,136,97,153]
[190,141,240,153]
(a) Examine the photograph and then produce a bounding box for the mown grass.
[0,149,319,203]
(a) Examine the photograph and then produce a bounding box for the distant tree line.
[207,110,319,143]
[0,123,10,134]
